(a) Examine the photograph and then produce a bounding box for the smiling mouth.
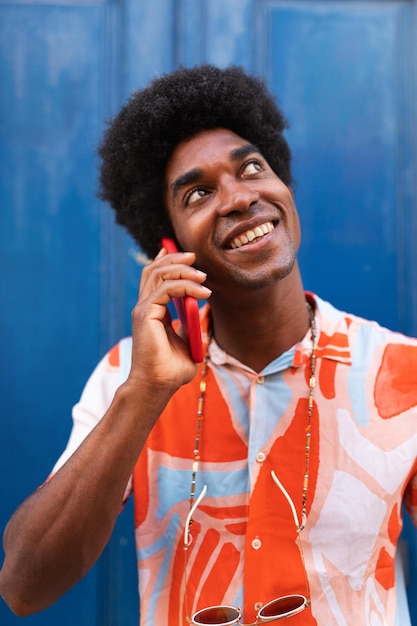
[229,221,275,249]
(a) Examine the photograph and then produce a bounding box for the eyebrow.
[170,143,263,202]
[229,143,263,162]
[171,168,203,202]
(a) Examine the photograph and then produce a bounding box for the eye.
[185,187,209,206]
[241,160,264,177]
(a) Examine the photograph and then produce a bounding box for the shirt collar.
[199,292,352,370]
[306,292,352,365]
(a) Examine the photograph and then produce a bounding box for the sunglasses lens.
[192,605,241,625]
[258,594,307,620]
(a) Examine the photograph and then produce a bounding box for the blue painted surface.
[0,0,416,624]
[0,2,138,625]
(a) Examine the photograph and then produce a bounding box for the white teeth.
[230,221,274,249]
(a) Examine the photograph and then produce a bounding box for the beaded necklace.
[188,301,317,529]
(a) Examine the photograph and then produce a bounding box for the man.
[1,65,417,625]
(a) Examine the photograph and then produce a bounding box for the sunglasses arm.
[271,470,304,531]
[184,484,208,548]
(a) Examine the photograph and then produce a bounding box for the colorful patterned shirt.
[51,294,417,625]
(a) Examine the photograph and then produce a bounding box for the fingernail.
[155,248,166,259]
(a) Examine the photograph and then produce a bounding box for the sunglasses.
[183,471,311,625]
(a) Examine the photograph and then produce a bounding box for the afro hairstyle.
[98,64,293,259]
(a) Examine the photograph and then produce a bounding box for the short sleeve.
[49,337,132,476]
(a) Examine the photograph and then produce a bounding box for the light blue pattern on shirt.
[347,323,386,427]
[156,465,250,520]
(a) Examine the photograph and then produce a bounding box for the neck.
[208,265,309,372]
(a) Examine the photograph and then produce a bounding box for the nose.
[216,178,260,216]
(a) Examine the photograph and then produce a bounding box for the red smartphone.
[161,238,204,363]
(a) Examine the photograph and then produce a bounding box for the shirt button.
[256,375,265,384]
[251,537,262,550]
[256,451,266,463]
[254,601,263,612]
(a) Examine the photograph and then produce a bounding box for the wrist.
[116,373,179,413]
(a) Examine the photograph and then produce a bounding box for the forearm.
[0,379,174,616]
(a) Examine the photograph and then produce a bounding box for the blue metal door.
[1,1,416,624]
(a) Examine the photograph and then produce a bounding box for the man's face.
[164,128,301,294]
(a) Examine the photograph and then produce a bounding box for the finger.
[165,281,212,302]
[152,265,207,286]
[140,249,194,283]
[139,260,207,298]
[150,279,212,310]
[156,246,193,260]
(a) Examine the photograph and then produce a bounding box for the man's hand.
[126,247,211,393]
